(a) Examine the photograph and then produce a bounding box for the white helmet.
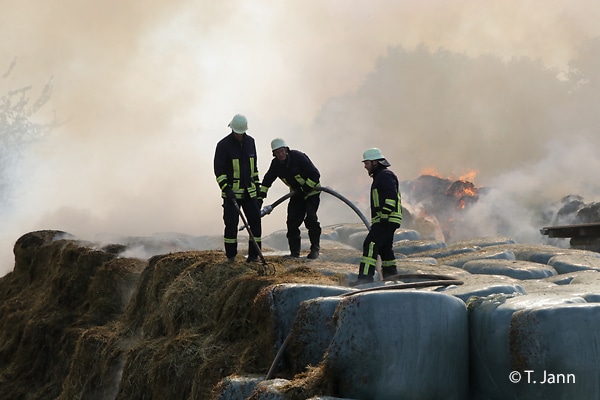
[362,148,385,161]
[271,138,287,151]
[362,148,390,166]
[228,114,248,134]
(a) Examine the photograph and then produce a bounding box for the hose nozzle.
[260,205,273,216]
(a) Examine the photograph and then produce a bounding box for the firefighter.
[213,114,262,262]
[353,148,402,284]
[260,138,322,259]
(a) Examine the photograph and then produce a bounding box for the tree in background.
[0,58,55,207]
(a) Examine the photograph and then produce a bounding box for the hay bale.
[286,296,342,375]
[58,326,124,400]
[322,291,468,399]
[548,253,600,274]
[462,259,557,280]
[468,293,594,399]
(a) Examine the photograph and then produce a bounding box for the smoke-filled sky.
[2,0,600,276]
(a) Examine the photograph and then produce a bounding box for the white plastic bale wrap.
[468,293,597,400]
[287,296,342,375]
[462,259,557,280]
[268,284,349,348]
[214,375,263,400]
[511,303,600,399]
[323,290,468,400]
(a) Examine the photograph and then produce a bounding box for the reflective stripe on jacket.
[260,149,320,199]
[370,164,402,225]
[214,133,260,199]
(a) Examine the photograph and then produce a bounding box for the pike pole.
[230,198,268,270]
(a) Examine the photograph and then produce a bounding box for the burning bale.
[400,173,484,242]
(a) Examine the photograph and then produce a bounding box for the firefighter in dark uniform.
[213,114,262,262]
[260,138,322,259]
[354,148,402,284]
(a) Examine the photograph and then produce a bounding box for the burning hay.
[401,173,483,241]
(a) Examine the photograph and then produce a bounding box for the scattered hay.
[0,232,348,400]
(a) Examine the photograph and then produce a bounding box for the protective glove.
[224,187,235,199]
[257,198,263,209]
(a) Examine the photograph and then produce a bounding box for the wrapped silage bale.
[286,296,343,375]
[462,259,557,280]
[468,292,599,400]
[265,283,349,348]
[322,290,468,400]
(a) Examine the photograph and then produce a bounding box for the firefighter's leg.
[223,199,239,260]
[354,226,382,283]
[286,197,305,257]
[304,195,321,259]
[241,197,262,261]
[380,222,399,278]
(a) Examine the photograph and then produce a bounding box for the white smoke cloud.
[458,138,600,243]
[2,0,600,276]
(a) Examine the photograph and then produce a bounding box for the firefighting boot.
[381,267,398,280]
[225,242,237,263]
[246,240,261,263]
[288,237,301,258]
[350,265,375,286]
[307,230,320,259]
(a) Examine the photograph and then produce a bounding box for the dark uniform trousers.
[358,221,398,279]
[223,194,262,259]
[286,193,321,256]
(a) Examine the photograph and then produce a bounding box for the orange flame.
[419,168,478,184]
[458,170,478,183]
[419,167,443,178]
[412,168,481,241]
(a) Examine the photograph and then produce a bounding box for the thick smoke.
[1,1,600,276]
[312,42,600,245]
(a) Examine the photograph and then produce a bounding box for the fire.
[446,180,478,204]
[419,167,443,178]
[418,167,479,206]
[419,167,478,184]
[458,170,478,183]
[403,168,481,242]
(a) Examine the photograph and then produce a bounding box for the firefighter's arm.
[214,145,233,197]
[249,139,261,196]
[380,197,398,220]
[378,180,398,221]
[300,153,321,194]
[299,152,321,192]
[259,162,279,199]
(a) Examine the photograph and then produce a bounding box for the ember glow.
[400,173,484,242]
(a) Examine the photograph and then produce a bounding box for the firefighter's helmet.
[362,148,390,166]
[271,138,287,151]
[228,114,248,134]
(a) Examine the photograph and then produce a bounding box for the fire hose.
[265,273,464,380]
[239,186,371,231]
[234,186,368,274]
[253,189,465,378]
